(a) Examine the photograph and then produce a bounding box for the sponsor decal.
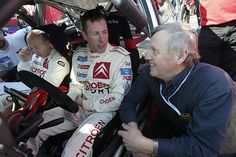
[57,61,65,67]
[93,62,110,79]
[6,95,13,102]
[78,64,90,69]
[120,68,132,76]
[77,72,87,78]
[0,56,11,63]
[123,75,132,80]
[43,58,49,69]
[80,81,110,94]
[123,81,131,95]
[77,56,88,62]
[124,61,131,66]
[33,60,42,66]
[32,67,46,78]
[89,55,100,59]
[99,96,116,104]
[76,120,105,157]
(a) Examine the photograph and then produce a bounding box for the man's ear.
[176,50,188,64]
[81,31,87,41]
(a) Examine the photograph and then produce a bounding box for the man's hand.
[18,47,32,62]
[118,123,143,152]
[75,96,85,107]
[65,95,86,125]
[118,123,153,156]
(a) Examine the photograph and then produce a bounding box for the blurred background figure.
[0,26,31,82]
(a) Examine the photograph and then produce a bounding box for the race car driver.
[25,7,133,156]
[0,28,70,114]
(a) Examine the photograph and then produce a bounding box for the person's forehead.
[27,35,44,46]
[151,30,170,45]
[86,19,107,29]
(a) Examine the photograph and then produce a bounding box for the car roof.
[0,0,159,36]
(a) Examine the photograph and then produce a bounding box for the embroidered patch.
[78,64,90,69]
[77,56,88,62]
[43,58,49,69]
[123,81,131,95]
[120,68,132,76]
[0,56,11,63]
[57,61,65,67]
[33,60,42,66]
[123,75,132,80]
[77,72,87,78]
[93,62,111,79]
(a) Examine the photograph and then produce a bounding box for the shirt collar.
[88,43,111,54]
[166,65,194,89]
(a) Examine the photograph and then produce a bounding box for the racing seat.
[107,11,147,79]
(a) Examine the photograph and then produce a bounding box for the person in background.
[198,0,236,81]
[0,28,70,115]
[26,8,132,157]
[0,26,31,82]
[118,22,235,157]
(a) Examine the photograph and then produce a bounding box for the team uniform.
[120,62,235,157]
[0,49,70,112]
[17,49,70,87]
[26,43,132,157]
[0,26,31,71]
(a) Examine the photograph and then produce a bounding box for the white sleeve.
[17,60,32,72]
[13,26,31,47]
[83,55,133,112]
[67,54,83,101]
[43,57,70,87]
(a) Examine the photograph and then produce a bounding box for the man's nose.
[99,33,105,42]
[144,52,152,60]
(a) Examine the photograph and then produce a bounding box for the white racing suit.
[27,44,133,157]
[0,26,31,71]
[0,49,70,112]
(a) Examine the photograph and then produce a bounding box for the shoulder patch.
[57,61,65,67]
[111,46,130,56]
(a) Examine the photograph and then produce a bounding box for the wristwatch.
[152,140,159,157]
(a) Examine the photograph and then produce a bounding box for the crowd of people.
[0,0,236,156]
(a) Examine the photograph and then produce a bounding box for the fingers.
[18,47,32,61]
[67,112,80,125]
[118,123,130,137]
[65,111,82,125]
[122,123,132,131]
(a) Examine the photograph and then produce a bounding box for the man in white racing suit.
[0,26,31,81]
[26,8,133,157]
[0,29,70,114]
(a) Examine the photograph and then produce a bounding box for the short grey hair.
[152,23,200,66]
